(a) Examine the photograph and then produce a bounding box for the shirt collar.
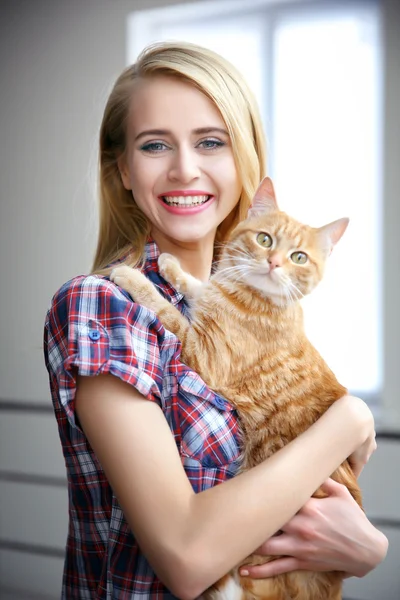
[143,239,185,306]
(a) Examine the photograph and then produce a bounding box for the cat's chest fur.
[186,282,346,466]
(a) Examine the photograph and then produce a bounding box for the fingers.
[255,533,301,556]
[240,557,302,579]
[254,530,283,554]
[319,478,349,497]
[348,460,364,480]
[348,429,377,479]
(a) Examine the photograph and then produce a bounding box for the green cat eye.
[291,251,308,264]
[256,232,273,248]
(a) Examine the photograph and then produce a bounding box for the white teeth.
[162,195,209,206]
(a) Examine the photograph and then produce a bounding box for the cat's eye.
[291,251,308,264]
[256,232,273,248]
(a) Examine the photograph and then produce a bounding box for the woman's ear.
[117,155,132,190]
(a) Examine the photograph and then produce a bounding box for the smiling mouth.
[161,194,212,207]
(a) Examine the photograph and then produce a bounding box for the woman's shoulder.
[49,270,140,312]
[44,271,181,393]
[44,272,167,344]
[50,273,127,306]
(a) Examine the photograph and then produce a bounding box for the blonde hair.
[92,41,267,274]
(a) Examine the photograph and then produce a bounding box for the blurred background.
[0,0,399,598]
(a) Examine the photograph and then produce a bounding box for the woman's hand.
[240,478,388,579]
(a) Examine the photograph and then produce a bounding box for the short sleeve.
[44,275,177,430]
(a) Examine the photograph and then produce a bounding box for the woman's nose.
[168,147,201,183]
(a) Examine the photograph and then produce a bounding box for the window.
[127,0,382,407]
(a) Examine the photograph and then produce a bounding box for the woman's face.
[119,75,242,247]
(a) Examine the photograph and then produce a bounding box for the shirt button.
[214,396,225,410]
[88,329,101,341]
[202,455,215,468]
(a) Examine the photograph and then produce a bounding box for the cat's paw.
[158,253,183,289]
[110,265,146,293]
[158,253,180,274]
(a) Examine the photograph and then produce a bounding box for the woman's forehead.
[127,75,226,133]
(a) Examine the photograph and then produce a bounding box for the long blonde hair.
[92,41,267,274]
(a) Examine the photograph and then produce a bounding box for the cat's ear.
[317,218,349,255]
[248,177,278,217]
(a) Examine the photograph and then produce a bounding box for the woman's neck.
[150,230,215,282]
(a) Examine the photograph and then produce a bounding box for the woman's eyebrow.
[134,129,169,142]
[134,126,229,142]
[192,127,229,136]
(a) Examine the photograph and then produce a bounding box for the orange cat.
[111,177,362,600]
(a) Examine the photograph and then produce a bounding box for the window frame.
[126,0,400,432]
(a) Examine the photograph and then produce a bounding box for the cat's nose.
[268,253,282,270]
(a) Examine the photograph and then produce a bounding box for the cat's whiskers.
[281,285,291,306]
[286,280,304,301]
[221,243,254,262]
[216,262,251,274]
[216,257,252,268]
[274,271,304,303]
[216,261,269,287]
[275,278,291,305]
[216,255,254,277]
[216,264,250,284]
[270,273,298,306]
[285,286,297,305]
[282,283,303,309]
[219,240,252,255]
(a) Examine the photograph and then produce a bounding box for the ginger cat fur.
[111,177,362,600]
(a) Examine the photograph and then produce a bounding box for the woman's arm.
[75,373,375,600]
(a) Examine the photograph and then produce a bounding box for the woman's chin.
[164,226,217,245]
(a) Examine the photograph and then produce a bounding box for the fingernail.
[240,569,249,577]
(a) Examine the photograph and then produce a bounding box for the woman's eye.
[198,138,225,150]
[140,141,168,153]
[291,251,308,264]
[256,232,273,248]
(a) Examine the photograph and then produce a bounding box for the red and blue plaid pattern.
[44,241,240,599]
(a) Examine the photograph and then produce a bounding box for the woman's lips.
[157,193,215,215]
[159,189,212,197]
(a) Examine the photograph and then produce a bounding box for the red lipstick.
[157,190,215,215]
[158,190,212,197]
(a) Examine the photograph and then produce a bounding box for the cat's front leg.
[111,265,191,340]
[158,253,205,301]
[110,266,168,314]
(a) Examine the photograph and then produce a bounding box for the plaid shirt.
[44,240,240,599]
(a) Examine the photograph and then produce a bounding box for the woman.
[44,41,387,599]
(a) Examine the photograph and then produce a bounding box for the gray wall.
[0,0,399,598]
